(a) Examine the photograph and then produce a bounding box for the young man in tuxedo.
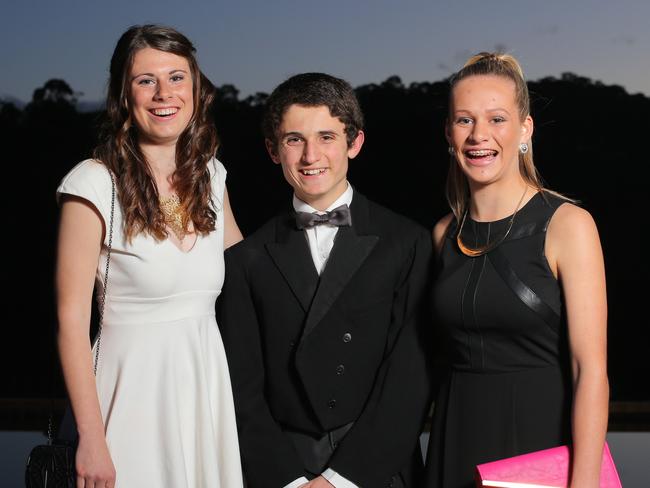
[219,73,432,488]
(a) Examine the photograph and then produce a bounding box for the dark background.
[1,73,648,428]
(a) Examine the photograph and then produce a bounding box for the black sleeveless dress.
[424,191,572,488]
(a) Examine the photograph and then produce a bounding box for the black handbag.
[25,168,116,488]
[25,442,76,488]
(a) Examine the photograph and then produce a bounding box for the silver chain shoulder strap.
[45,166,116,445]
[92,167,116,376]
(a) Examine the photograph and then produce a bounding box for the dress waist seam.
[103,290,219,303]
[104,313,216,326]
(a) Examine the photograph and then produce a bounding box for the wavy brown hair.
[93,24,219,241]
[446,52,569,220]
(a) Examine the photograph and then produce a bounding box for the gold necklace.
[456,187,529,257]
[159,194,189,241]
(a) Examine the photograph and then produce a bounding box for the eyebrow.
[281,130,339,138]
[131,69,188,81]
[486,107,511,114]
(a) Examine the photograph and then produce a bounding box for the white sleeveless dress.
[57,159,244,488]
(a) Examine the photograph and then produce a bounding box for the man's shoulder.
[225,212,287,261]
[364,197,428,239]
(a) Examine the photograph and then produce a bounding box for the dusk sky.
[2,0,648,104]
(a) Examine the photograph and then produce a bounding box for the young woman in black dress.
[424,52,609,488]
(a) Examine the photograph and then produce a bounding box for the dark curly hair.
[262,72,364,150]
[93,24,219,241]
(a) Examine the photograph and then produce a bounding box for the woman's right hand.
[75,435,116,488]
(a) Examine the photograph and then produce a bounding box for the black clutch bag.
[25,442,75,488]
[25,167,115,488]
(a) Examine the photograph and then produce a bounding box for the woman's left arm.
[547,203,609,488]
[223,186,244,249]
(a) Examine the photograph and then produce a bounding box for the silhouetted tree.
[31,78,79,106]
[381,75,404,90]
[0,100,22,132]
[215,83,240,104]
[2,72,649,414]
[244,92,269,107]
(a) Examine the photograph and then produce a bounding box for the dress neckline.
[165,229,200,254]
[468,191,543,226]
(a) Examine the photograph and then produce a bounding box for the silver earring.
[448,146,455,156]
[519,142,529,154]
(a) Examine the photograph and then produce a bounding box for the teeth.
[301,169,325,175]
[467,149,496,157]
[151,108,178,116]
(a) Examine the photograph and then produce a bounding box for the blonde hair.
[446,52,553,220]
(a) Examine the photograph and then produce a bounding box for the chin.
[151,133,183,145]
[297,190,321,202]
[299,183,328,196]
[463,163,500,179]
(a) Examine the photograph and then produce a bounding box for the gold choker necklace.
[159,194,189,241]
[456,187,529,257]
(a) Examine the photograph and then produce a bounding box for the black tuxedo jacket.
[219,193,433,487]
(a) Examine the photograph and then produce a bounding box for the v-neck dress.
[424,192,572,488]
[57,158,243,488]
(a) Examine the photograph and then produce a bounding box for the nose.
[301,140,321,164]
[154,80,172,100]
[469,119,489,143]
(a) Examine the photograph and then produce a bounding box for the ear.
[347,130,365,159]
[265,139,281,165]
[521,115,534,143]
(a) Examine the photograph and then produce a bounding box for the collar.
[292,182,354,214]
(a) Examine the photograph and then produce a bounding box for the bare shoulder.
[546,202,602,276]
[547,202,599,242]
[432,212,454,255]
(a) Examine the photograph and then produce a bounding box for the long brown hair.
[93,24,219,241]
[446,52,562,220]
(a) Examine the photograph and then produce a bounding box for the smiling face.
[447,74,533,188]
[128,47,194,146]
[266,104,364,210]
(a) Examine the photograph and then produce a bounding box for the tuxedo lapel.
[301,194,379,341]
[266,213,319,312]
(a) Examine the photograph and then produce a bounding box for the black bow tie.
[295,204,352,229]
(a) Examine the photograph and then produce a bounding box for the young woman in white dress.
[56,25,244,487]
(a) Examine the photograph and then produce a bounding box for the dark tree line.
[2,73,648,404]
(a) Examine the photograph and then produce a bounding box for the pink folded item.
[475,442,622,487]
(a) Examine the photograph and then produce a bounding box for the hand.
[300,476,335,488]
[75,434,116,488]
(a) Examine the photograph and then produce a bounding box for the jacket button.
[342,333,352,343]
[328,399,337,409]
[289,341,296,348]
[336,364,345,375]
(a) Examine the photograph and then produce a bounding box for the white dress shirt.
[293,182,353,276]
[284,183,358,488]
